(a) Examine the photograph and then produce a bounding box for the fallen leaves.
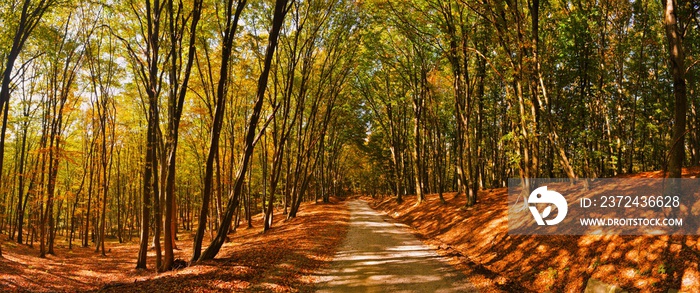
[0,198,350,293]
[368,167,700,293]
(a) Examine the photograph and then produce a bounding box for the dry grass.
[0,198,350,293]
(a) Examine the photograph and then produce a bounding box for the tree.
[13,56,41,246]
[198,0,292,261]
[663,0,687,179]
[116,0,168,270]
[191,0,246,263]
[281,0,358,219]
[1,0,56,178]
[161,0,203,271]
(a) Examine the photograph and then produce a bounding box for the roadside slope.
[369,168,700,292]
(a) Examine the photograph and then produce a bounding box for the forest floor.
[368,167,700,293]
[316,200,476,292]
[0,197,350,293]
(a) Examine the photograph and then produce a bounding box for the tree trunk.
[15,103,31,244]
[191,0,246,262]
[411,95,424,204]
[116,150,123,243]
[663,0,686,179]
[136,0,166,270]
[161,0,203,271]
[84,148,95,248]
[198,0,290,261]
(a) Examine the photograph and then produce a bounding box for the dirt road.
[316,200,476,292]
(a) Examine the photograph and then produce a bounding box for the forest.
[0,0,699,292]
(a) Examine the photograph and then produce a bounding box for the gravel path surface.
[317,200,477,292]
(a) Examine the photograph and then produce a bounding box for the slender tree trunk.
[198,0,290,261]
[84,148,95,248]
[116,150,123,243]
[191,0,246,262]
[162,0,203,271]
[136,0,165,270]
[412,95,424,204]
[98,103,108,256]
[15,106,30,244]
[245,166,252,228]
[137,125,152,270]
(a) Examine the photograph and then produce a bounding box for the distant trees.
[38,10,84,258]
[0,0,57,259]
